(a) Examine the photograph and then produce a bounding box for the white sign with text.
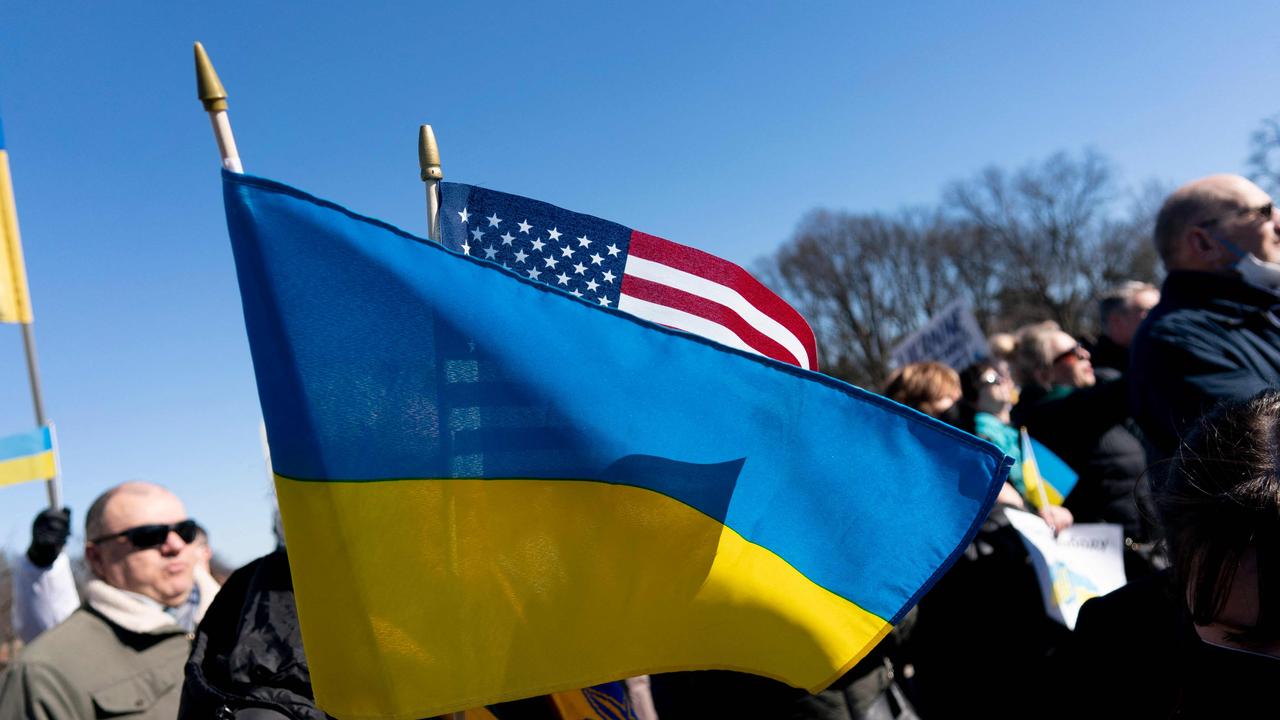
[1004,509,1127,629]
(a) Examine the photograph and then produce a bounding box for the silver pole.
[21,322,59,507]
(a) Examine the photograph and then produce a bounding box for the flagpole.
[417,128,456,720]
[419,125,442,240]
[21,323,59,508]
[194,42,243,174]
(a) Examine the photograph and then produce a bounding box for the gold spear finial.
[419,125,442,182]
[194,42,228,112]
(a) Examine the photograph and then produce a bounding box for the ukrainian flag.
[0,115,34,324]
[0,425,56,489]
[1020,428,1079,510]
[223,172,1012,720]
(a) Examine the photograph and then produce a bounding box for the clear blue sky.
[0,1,1276,566]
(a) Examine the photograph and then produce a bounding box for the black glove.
[27,507,71,568]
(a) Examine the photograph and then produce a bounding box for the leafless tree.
[762,209,970,385]
[944,150,1121,336]
[1248,114,1280,195]
[0,553,14,669]
[761,150,1163,387]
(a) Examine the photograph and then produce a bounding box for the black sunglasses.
[1197,202,1275,228]
[90,519,200,549]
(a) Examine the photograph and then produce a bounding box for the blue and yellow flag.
[0,425,56,489]
[0,115,34,324]
[1020,428,1079,510]
[222,172,1012,719]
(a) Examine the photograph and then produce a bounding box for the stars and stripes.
[440,183,818,370]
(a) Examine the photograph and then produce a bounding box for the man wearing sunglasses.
[0,481,219,719]
[1131,173,1280,460]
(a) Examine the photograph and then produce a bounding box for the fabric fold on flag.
[222,171,1011,720]
[439,183,819,370]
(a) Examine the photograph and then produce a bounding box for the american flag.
[439,183,818,370]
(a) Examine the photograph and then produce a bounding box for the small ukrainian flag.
[1020,427,1079,510]
[0,425,56,489]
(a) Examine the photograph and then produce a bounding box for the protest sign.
[1004,509,1127,629]
[890,300,988,369]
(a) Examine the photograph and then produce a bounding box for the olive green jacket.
[0,572,217,719]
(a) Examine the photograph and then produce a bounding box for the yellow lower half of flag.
[275,475,891,720]
[1021,464,1063,510]
[0,449,54,488]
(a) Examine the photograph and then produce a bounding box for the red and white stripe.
[618,231,818,370]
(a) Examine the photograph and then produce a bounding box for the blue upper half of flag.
[0,425,52,461]
[223,171,1011,622]
[440,183,632,306]
[1028,436,1079,498]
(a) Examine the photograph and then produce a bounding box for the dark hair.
[1157,391,1280,636]
[958,359,1002,404]
[1154,191,1202,267]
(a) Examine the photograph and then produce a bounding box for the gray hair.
[1098,280,1159,328]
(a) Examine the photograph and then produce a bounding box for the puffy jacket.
[1130,271,1280,459]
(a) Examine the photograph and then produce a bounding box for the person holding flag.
[1010,321,1149,548]
[957,358,1073,532]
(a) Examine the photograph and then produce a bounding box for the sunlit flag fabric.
[221,171,1012,719]
[440,183,819,370]
[0,114,34,324]
[1020,428,1079,509]
[0,425,56,489]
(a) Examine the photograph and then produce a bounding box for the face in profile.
[974,365,1014,413]
[86,484,197,607]
[1045,331,1094,388]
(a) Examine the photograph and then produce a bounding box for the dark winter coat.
[1012,381,1148,539]
[1130,271,1280,459]
[1056,569,1280,718]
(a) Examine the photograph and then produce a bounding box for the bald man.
[1131,174,1280,458]
[0,482,219,719]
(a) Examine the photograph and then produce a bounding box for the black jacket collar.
[1158,271,1280,319]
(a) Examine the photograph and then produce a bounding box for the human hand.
[27,506,71,568]
[1038,505,1073,535]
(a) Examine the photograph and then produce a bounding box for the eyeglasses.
[1051,344,1089,365]
[1197,202,1275,228]
[90,519,199,549]
[979,370,1011,385]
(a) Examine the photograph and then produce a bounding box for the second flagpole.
[419,125,442,241]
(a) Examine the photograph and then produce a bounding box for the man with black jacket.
[1090,281,1159,380]
[1131,174,1280,460]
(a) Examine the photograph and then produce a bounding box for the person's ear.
[1188,227,1223,263]
[85,543,105,580]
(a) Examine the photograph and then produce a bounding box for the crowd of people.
[4,172,1280,718]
